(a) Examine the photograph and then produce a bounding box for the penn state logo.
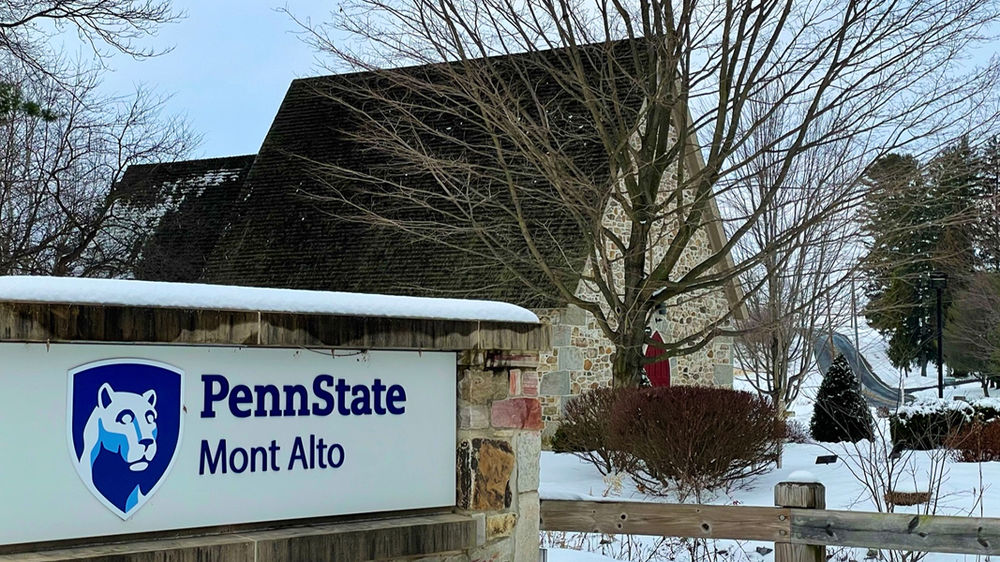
[68,359,183,519]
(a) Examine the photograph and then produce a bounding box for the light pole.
[930,271,948,399]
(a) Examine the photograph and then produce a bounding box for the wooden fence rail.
[539,482,1000,561]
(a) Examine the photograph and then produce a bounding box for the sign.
[0,343,456,546]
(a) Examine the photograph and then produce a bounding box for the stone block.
[550,324,573,346]
[459,370,508,404]
[491,398,543,430]
[456,440,473,509]
[458,404,489,429]
[714,363,734,386]
[485,352,540,369]
[486,513,518,539]
[521,372,539,397]
[472,439,515,510]
[469,536,513,562]
[540,422,558,450]
[516,432,541,492]
[508,369,521,396]
[562,304,588,326]
[539,371,570,396]
[471,512,487,546]
[513,492,540,562]
[557,346,584,371]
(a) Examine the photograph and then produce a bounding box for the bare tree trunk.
[612,344,644,388]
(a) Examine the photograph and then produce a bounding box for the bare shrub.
[551,387,634,476]
[609,387,783,501]
[785,419,812,444]
[947,420,1000,463]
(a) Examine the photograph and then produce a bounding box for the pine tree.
[977,136,1000,271]
[926,136,981,287]
[811,354,874,442]
[862,153,937,373]
[0,83,57,122]
[863,142,983,375]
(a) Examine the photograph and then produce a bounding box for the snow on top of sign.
[0,276,540,323]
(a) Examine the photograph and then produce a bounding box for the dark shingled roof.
[199,50,637,308]
[124,45,741,314]
[115,155,256,282]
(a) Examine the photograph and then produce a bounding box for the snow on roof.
[0,276,540,324]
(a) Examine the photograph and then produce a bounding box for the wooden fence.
[540,482,1000,561]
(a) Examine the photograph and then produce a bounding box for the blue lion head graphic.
[69,360,183,519]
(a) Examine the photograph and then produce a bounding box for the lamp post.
[930,271,948,399]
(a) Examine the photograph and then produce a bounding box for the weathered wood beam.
[790,509,1000,556]
[540,500,792,542]
[0,513,478,560]
[0,302,549,351]
[541,499,1000,556]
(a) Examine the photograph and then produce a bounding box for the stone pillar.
[456,351,542,562]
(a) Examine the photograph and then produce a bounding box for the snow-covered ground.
[541,438,998,513]
[542,323,1000,561]
[541,437,1000,561]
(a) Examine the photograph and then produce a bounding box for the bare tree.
[729,86,862,411]
[0,69,195,276]
[288,0,1000,385]
[1,0,177,84]
[944,271,1000,394]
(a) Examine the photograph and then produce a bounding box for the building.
[116,45,744,444]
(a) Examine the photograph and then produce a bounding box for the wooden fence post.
[774,481,826,562]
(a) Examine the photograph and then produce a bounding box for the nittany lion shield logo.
[68,359,184,519]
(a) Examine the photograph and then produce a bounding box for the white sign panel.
[0,343,456,545]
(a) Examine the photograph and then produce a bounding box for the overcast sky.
[100,0,335,159]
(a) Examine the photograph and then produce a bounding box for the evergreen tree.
[0,83,56,122]
[977,136,1000,271]
[944,272,1000,393]
[811,354,875,442]
[863,141,982,375]
[926,136,981,286]
[862,154,938,373]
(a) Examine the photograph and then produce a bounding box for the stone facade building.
[532,145,742,443]
[115,45,744,449]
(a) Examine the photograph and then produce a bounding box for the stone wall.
[535,297,734,445]
[454,351,543,562]
[534,153,737,445]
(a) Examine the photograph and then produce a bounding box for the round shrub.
[811,354,874,443]
[890,396,973,450]
[972,398,1000,424]
[552,387,634,475]
[608,386,783,501]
